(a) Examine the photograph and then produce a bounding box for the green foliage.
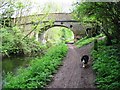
[1,26,45,57]
[75,34,103,48]
[0,1,53,57]
[44,27,74,46]
[3,44,68,88]
[91,41,120,90]
[72,2,120,44]
[0,0,26,27]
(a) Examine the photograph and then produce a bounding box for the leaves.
[1,26,45,57]
[72,2,120,43]
[91,41,120,90]
[44,27,74,46]
[75,34,103,48]
[3,44,68,88]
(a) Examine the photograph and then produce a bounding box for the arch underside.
[38,25,75,44]
[38,21,84,42]
[48,24,72,30]
[41,24,75,34]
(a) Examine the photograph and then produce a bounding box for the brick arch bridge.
[17,13,85,41]
[38,24,75,43]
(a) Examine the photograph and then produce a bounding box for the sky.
[19,0,119,16]
[2,0,119,17]
[0,0,79,17]
[30,0,76,13]
[30,0,76,12]
[18,0,78,15]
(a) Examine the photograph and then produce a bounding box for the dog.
[81,55,89,68]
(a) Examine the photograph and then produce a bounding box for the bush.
[3,44,68,88]
[1,27,45,57]
[91,41,120,90]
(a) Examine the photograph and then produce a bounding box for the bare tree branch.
[22,13,50,40]
[0,2,8,9]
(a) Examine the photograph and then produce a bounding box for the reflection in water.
[2,56,34,74]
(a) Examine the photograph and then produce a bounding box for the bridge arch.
[38,23,76,36]
[17,13,85,41]
[42,24,74,33]
[38,25,74,44]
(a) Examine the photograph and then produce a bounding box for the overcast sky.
[6,0,78,17]
[35,0,76,13]
[0,0,79,17]
[20,0,77,14]
[21,0,119,15]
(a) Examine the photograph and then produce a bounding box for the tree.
[72,1,120,45]
[0,0,48,56]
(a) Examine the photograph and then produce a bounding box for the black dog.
[81,55,89,68]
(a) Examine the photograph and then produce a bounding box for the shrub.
[91,41,120,90]
[1,27,45,57]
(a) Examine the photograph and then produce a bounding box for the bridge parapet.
[14,13,74,25]
[14,13,86,40]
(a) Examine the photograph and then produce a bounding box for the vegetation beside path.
[91,40,120,90]
[75,34,103,48]
[76,35,120,90]
[3,44,68,88]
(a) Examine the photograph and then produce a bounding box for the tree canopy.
[0,0,53,57]
[72,1,120,45]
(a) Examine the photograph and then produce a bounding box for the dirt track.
[46,43,96,88]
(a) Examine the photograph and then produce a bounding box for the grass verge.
[75,34,104,48]
[3,44,68,88]
[91,40,120,90]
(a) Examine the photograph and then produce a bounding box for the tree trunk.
[101,21,112,45]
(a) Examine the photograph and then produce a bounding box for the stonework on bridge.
[15,13,85,41]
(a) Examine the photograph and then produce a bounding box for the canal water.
[2,56,34,74]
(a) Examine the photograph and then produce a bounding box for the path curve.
[46,43,96,88]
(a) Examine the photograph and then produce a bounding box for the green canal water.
[2,56,34,74]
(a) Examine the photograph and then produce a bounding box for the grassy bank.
[91,40,120,90]
[75,35,120,90]
[75,34,103,48]
[3,44,68,88]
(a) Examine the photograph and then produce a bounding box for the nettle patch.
[3,44,68,88]
[91,41,120,90]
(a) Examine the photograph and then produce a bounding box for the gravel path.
[46,43,96,88]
